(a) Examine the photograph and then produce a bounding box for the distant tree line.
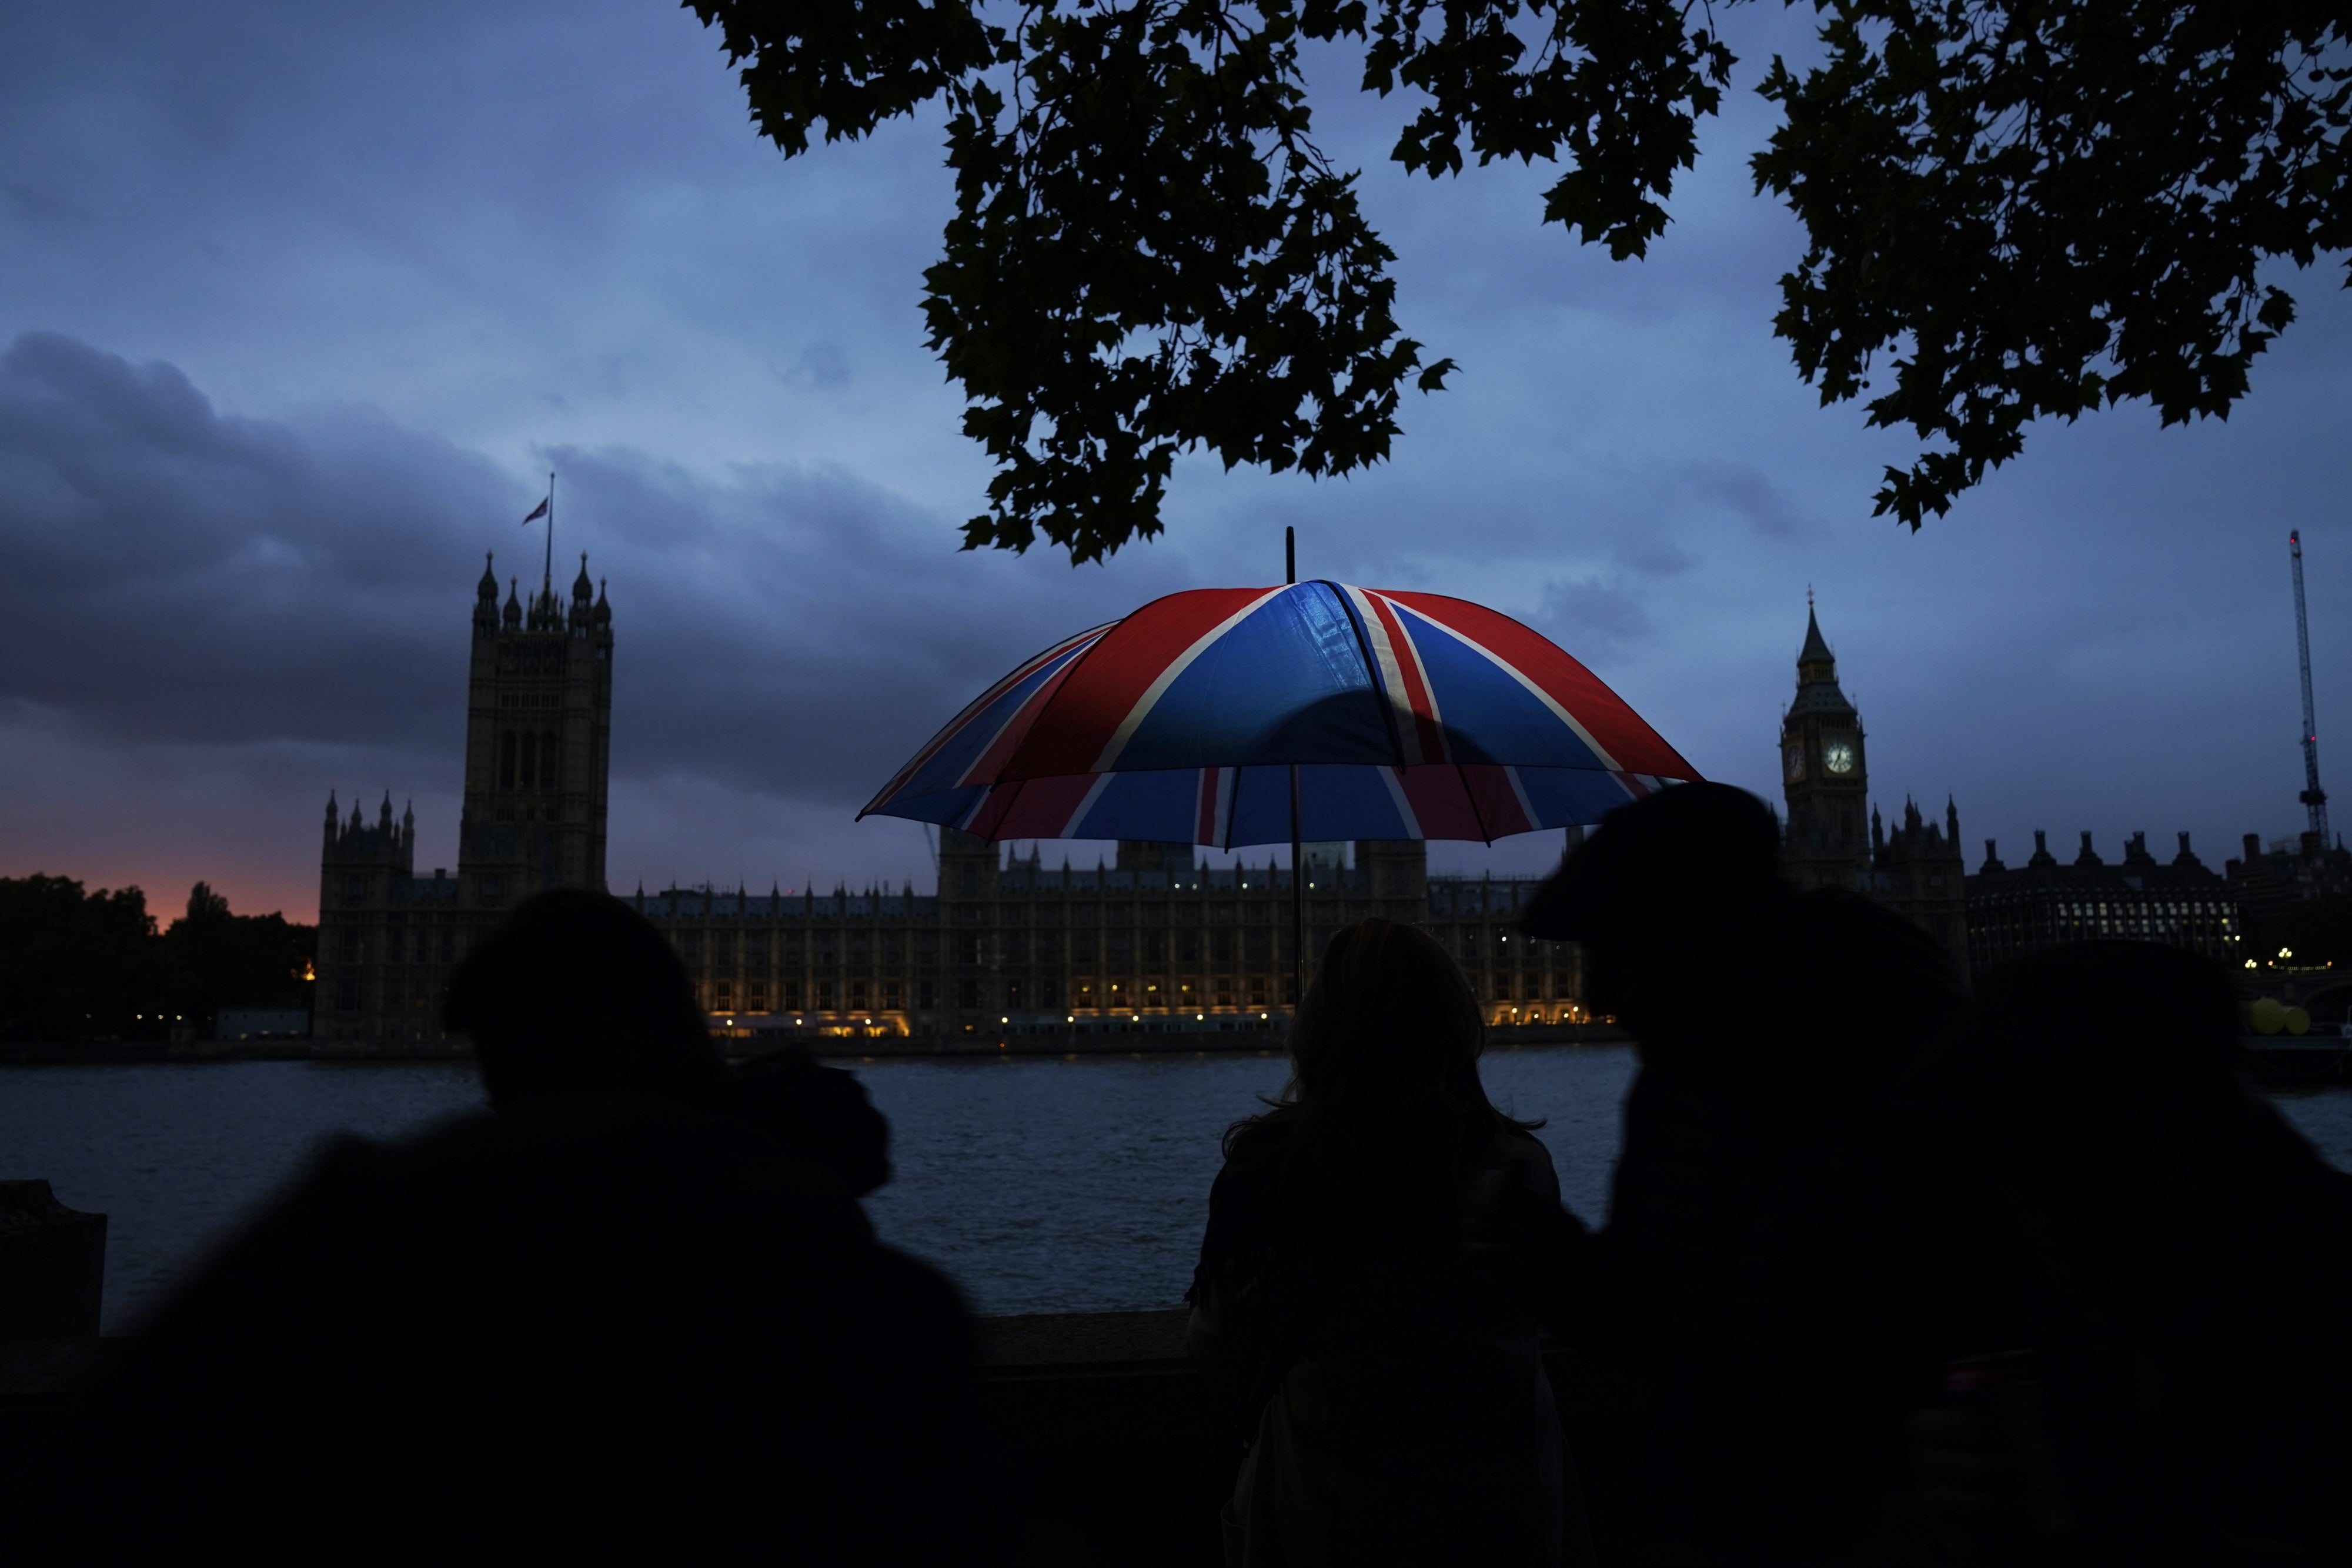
[0,876,317,1042]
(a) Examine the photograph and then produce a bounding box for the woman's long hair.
[1225,918,1535,1248]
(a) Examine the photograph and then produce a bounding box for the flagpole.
[542,472,555,599]
[1287,525,1303,1021]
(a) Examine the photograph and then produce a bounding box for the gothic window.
[884,979,902,1009]
[1007,980,1025,1008]
[1178,930,1201,964]
[958,979,980,1007]
[1073,932,1097,964]
[749,983,767,1009]
[917,979,937,1009]
[1142,931,1165,964]
[499,731,517,790]
[1216,977,1235,1007]
[1244,930,1270,963]
[851,980,869,1010]
[881,932,903,965]
[958,932,983,965]
[817,979,836,1009]
[1038,979,1057,1008]
[783,980,802,1011]
[1212,930,1235,964]
[1248,977,1268,1007]
[715,982,734,1008]
[1110,930,1134,965]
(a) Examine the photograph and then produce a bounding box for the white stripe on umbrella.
[1088,587,1288,774]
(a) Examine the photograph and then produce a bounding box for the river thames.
[5,1046,2349,1332]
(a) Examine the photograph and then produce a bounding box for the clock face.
[1783,744,1805,783]
[1823,739,1857,776]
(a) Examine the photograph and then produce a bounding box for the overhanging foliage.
[689,0,2352,558]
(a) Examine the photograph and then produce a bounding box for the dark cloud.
[1534,576,1653,656]
[0,328,1194,814]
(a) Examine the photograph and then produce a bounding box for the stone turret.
[475,553,499,636]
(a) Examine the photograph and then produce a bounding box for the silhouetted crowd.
[19,785,2352,1564]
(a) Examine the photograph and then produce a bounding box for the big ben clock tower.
[1780,602,1870,891]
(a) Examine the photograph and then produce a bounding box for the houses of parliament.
[312,565,1968,1042]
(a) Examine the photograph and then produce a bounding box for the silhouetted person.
[1518,783,1965,1565]
[1863,941,2352,1564]
[455,888,891,1195]
[25,890,1011,1565]
[724,1041,893,1198]
[446,885,728,1108]
[1188,918,1579,1567]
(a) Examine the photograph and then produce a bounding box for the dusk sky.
[5,2,2349,927]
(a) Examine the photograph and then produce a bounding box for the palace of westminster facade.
[314,564,1976,1042]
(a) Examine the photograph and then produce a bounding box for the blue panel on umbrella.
[1226,765,1298,847]
[1117,584,1397,769]
[896,642,1090,798]
[1515,766,1643,828]
[1296,764,1412,841]
[1069,768,1205,841]
[1408,614,1611,769]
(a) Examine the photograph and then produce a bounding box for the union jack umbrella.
[860,580,1699,847]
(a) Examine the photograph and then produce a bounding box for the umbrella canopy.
[861,581,1699,847]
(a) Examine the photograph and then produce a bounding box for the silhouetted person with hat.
[1512,783,1964,1565]
[26,890,1011,1565]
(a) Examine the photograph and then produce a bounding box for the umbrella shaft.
[1289,762,1304,1014]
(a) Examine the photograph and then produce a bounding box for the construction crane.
[2291,530,2330,845]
